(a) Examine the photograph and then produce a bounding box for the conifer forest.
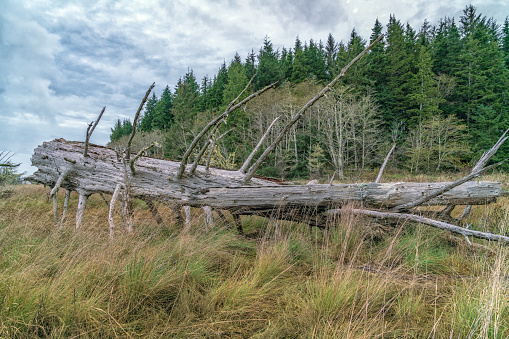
[109,6,509,180]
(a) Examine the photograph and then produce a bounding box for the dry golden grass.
[0,183,508,338]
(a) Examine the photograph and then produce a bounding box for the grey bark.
[30,139,507,214]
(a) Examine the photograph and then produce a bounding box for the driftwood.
[30,139,507,211]
[27,34,509,244]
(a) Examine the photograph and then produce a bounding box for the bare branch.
[205,128,234,171]
[126,82,155,162]
[472,128,509,173]
[75,193,89,229]
[239,116,280,174]
[328,208,509,244]
[50,169,70,197]
[375,143,396,183]
[84,106,106,157]
[129,142,161,175]
[177,80,278,179]
[60,189,71,229]
[392,160,505,212]
[243,34,385,183]
[109,183,122,238]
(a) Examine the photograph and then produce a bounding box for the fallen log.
[29,139,507,212]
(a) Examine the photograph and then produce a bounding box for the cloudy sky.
[1,0,507,174]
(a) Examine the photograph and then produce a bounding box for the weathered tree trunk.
[30,139,506,214]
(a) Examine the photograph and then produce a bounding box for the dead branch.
[239,116,280,174]
[375,143,396,183]
[391,160,505,212]
[109,184,122,238]
[84,106,106,157]
[328,208,509,244]
[126,82,155,164]
[205,128,234,171]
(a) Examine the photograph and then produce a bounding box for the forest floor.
[1,172,509,338]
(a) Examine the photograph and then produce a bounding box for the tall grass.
[0,184,508,338]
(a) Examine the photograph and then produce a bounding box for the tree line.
[109,5,509,179]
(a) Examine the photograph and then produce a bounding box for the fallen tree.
[28,34,509,243]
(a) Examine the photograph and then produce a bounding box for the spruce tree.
[139,92,158,132]
[151,86,173,130]
[254,36,283,90]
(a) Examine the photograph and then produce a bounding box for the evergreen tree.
[110,118,133,142]
[406,45,442,125]
[324,33,338,80]
[244,50,257,80]
[223,56,249,105]
[383,15,412,123]
[198,75,211,112]
[456,6,509,160]
[254,36,283,90]
[208,62,228,110]
[291,37,308,83]
[151,85,173,130]
[336,29,369,90]
[139,92,158,132]
[503,17,509,68]
[304,39,327,82]
[165,71,200,159]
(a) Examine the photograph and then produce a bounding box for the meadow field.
[0,174,508,338]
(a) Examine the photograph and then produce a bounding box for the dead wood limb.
[145,199,164,226]
[243,34,385,184]
[239,116,280,174]
[177,80,278,179]
[328,208,509,244]
[50,169,70,197]
[60,189,71,229]
[126,82,155,164]
[84,106,106,157]
[184,206,192,226]
[130,142,160,175]
[171,204,184,225]
[391,161,504,212]
[202,206,214,229]
[109,183,122,238]
[52,195,59,224]
[76,192,89,229]
[460,205,472,221]
[461,128,509,222]
[375,143,396,183]
[439,204,456,220]
[205,128,234,171]
[50,169,70,224]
